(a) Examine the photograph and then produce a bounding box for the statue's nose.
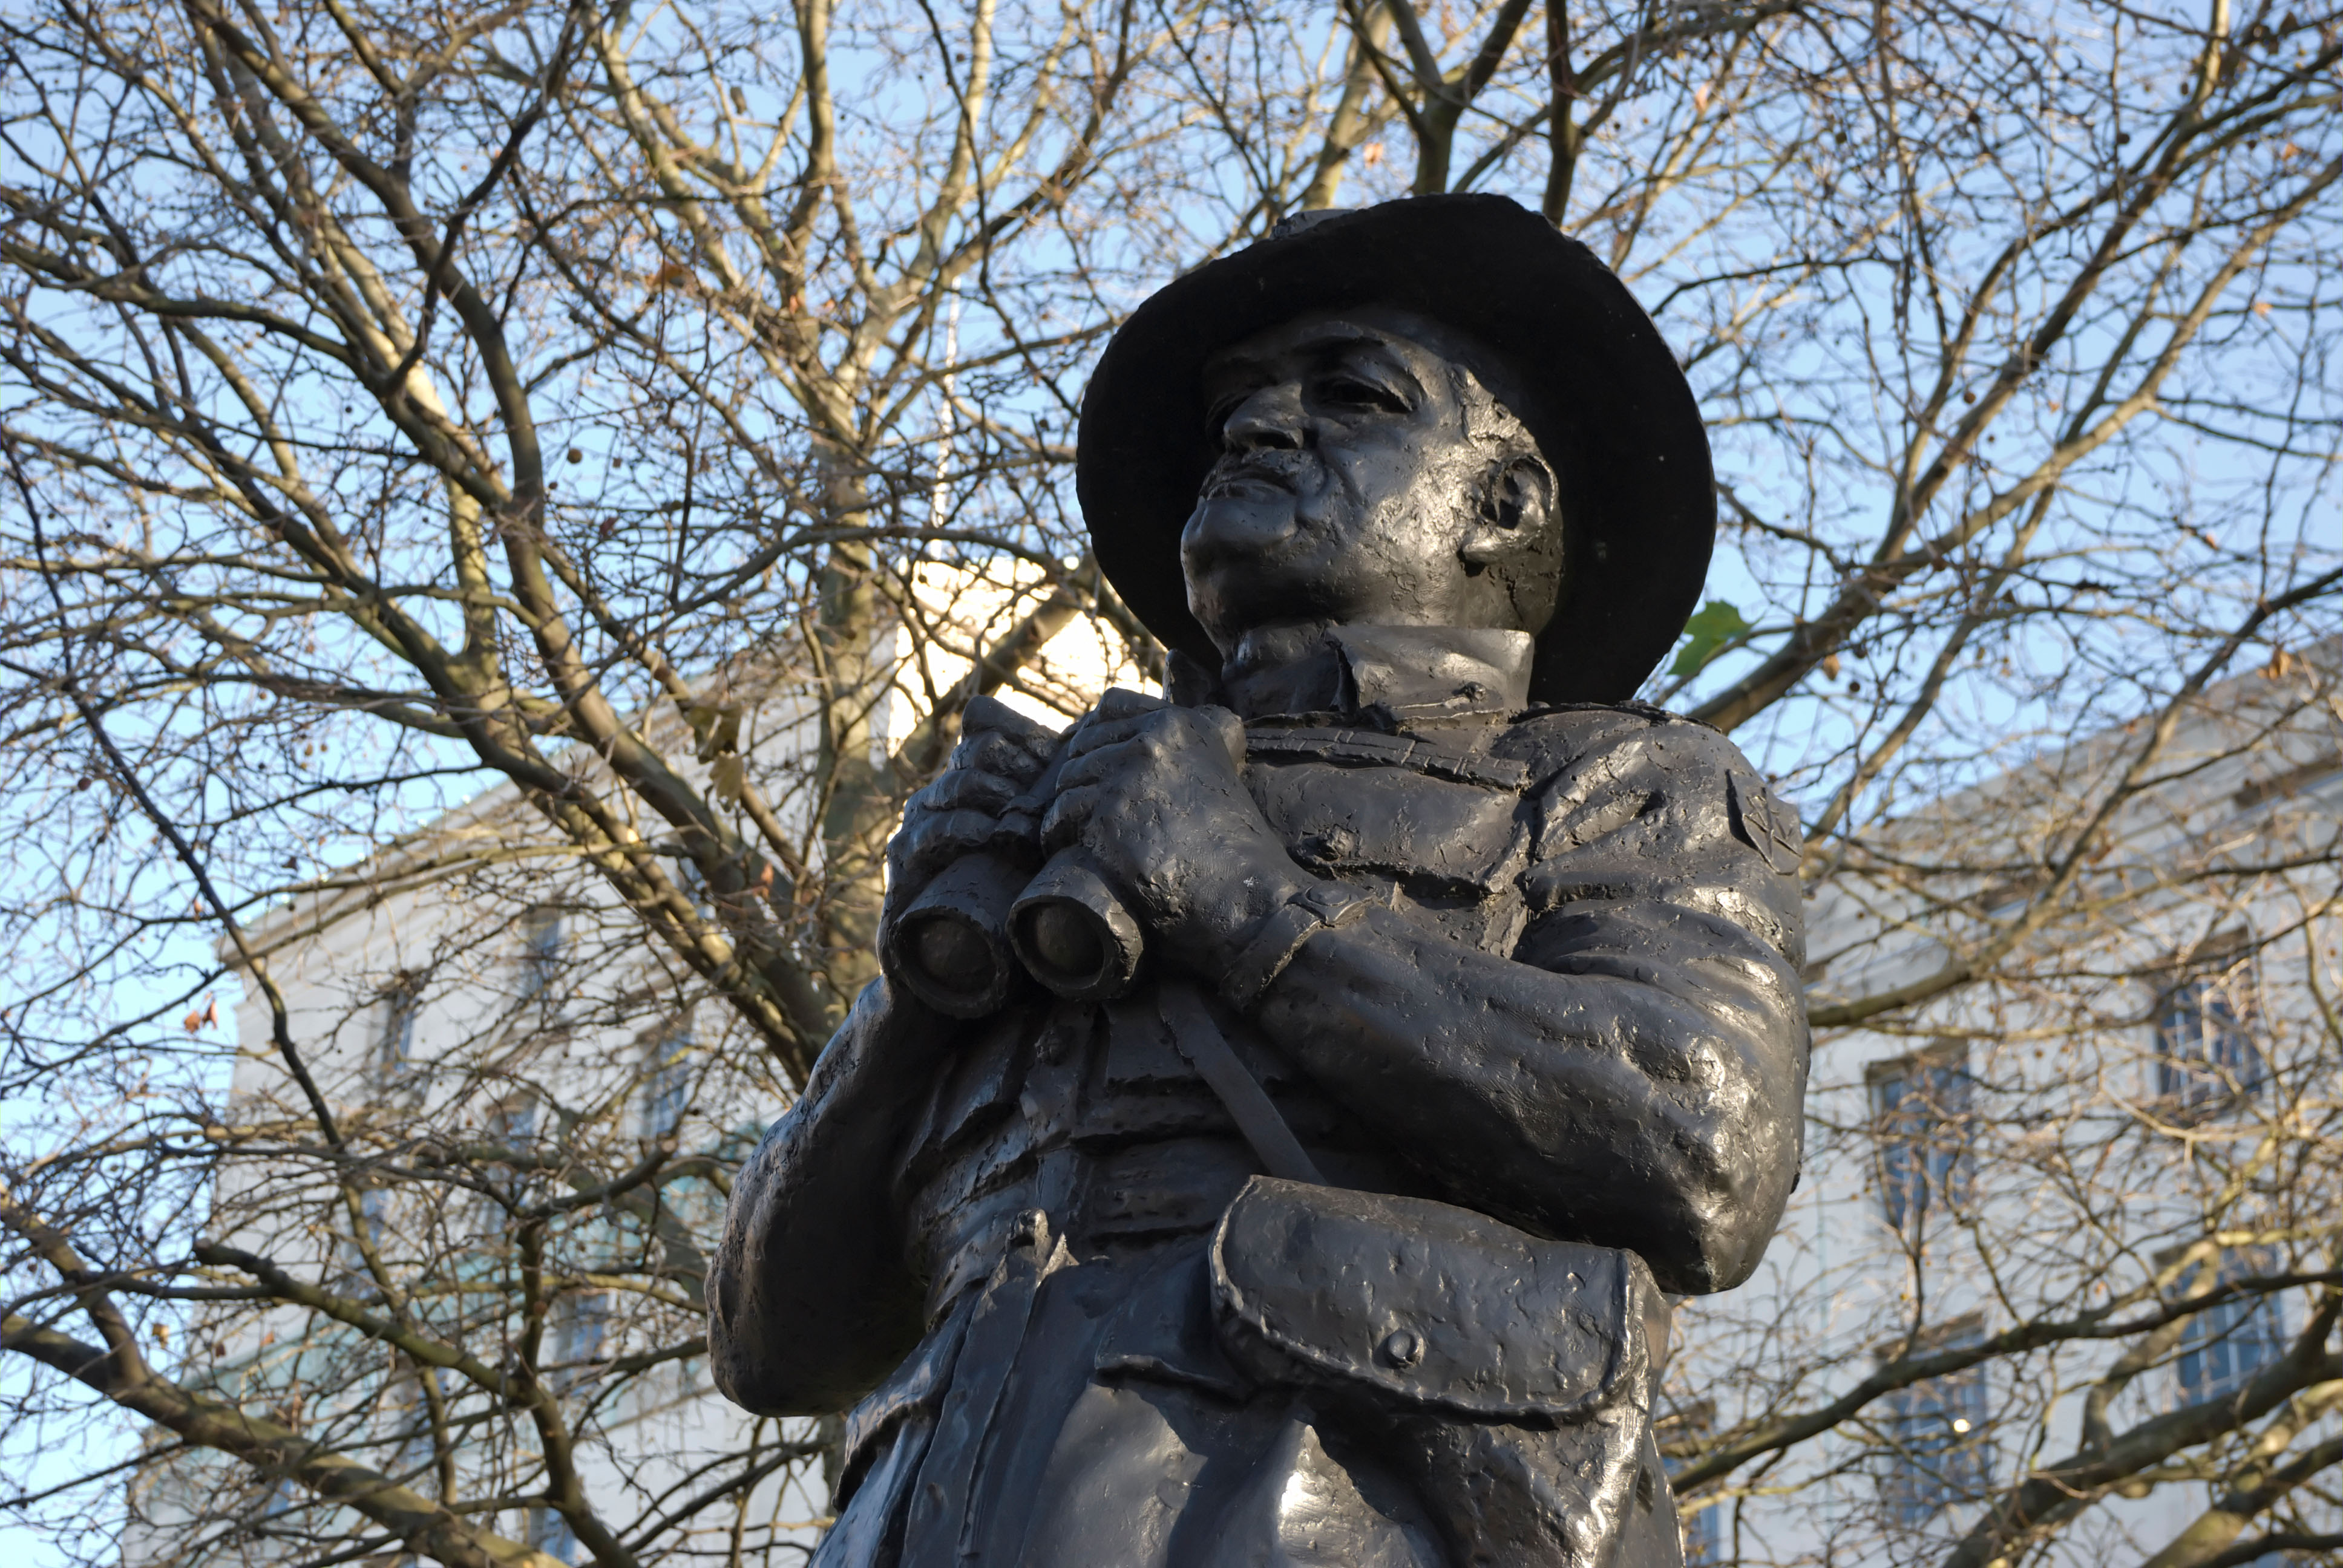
[1222,385,1304,452]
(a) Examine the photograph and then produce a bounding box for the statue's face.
[1180,308,1559,654]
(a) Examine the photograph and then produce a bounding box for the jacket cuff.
[1222,881,1378,1010]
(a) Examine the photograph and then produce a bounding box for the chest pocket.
[1248,757,1532,954]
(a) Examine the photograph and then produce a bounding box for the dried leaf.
[687,701,742,760]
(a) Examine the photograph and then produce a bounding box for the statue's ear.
[1463,454,1567,634]
[1461,455,1558,567]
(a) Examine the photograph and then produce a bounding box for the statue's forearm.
[707,979,939,1414]
[1250,905,1806,1295]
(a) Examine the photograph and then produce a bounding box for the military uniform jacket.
[710,626,1810,1568]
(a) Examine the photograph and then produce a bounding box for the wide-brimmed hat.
[1076,194,1714,706]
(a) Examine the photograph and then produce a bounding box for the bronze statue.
[708,195,1810,1568]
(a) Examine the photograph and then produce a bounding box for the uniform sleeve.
[707,979,933,1415]
[1251,712,1809,1294]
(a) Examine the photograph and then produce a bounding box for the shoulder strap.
[1156,981,1330,1187]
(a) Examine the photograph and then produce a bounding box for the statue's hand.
[884,696,1058,933]
[1042,697,1305,971]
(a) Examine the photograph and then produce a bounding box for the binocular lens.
[1009,855,1143,1002]
[880,848,1145,1014]
[881,852,1027,1018]
[1014,900,1111,993]
[909,912,1000,996]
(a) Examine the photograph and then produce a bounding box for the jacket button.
[1378,1328,1424,1368]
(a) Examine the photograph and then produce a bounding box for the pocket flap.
[1207,1177,1655,1423]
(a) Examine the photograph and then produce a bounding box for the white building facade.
[1671,647,2343,1566]
[126,569,1142,1566]
[140,627,2341,1568]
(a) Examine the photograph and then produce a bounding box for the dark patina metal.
[709,194,1810,1568]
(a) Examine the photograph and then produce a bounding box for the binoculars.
[879,729,1146,1018]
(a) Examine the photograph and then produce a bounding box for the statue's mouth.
[1199,452,1311,500]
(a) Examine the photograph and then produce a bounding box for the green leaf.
[1670,599,1752,678]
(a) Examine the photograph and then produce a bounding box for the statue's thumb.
[1092,685,1167,723]
[962,691,1063,759]
[1196,705,1247,772]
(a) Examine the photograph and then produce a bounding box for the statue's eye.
[1319,374,1407,413]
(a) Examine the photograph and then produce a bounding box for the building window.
[385,1370,439,1483]
[644,1019,693,1140]
[517,906,564,1004]
[378,974,423,1093]
[2177,1248,2288,1408]
[679,856,715,920]
[477,1094,539,1220]
[491,1094,537,1148]
[526,1506,582,1564]
[1869,1043,1974,1231]
[2156,958,2264,1118]
[1680,1498,1723,1564]
[1659,1399,1723,1564]
[336,1183,393,1295]
[1877,1315,1991,1527]
[548,1290,612,1395]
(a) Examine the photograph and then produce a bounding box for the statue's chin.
[1182,492,1304,560]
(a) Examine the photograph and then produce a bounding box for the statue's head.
[1181,305,1563,653]
[1078,195,1717,707]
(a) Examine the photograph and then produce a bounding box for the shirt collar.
[1216,624,1535,727]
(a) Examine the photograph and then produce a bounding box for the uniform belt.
[916,1131,1312,1319]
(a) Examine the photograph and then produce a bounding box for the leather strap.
[1157,981,1329,1187]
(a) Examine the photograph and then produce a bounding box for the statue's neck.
[1209,622,1535,726]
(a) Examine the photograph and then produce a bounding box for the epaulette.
[1510,697,1712,730]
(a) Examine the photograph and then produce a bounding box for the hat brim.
[1076,194,1715,706]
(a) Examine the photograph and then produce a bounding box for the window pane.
[2177,1249,2288,1406]
[528,1506,583,1564]
[518,907,563,1002]
[379,978,421,1088]
[645,1019,693,1138]
[1872,1052,1973,1231]
[549,1291,612,1394]
[1878,1322,1990,1528]
[2156,969,2265,1116]
[1680,1499,1723,1564]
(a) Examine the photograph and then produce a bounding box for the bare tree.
[0,0,2338,1564]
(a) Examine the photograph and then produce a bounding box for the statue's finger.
[1061,687,1166,754]
[1196,704,1248,771]
[1061,712,1164,762]
[949,727,1052,781]
[897,806,1003,857]
[917,768,1020,813]
[1093,686,1166,722]
[1052,737,1142,792]
[960,693,1063,758]
[1038,785,1099,852]
[891,811,1006,888]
